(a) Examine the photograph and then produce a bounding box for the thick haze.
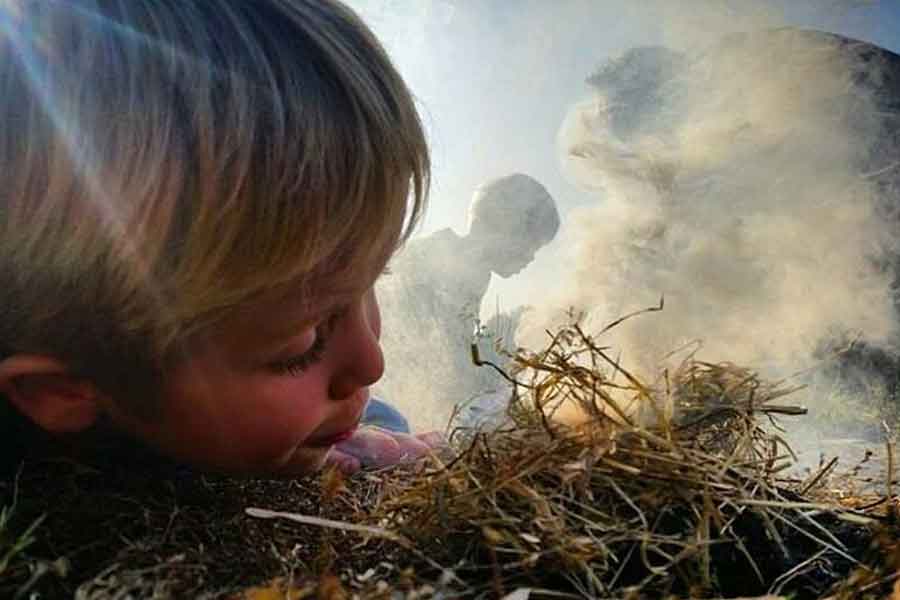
[346,1,900,432]
[537,30,897,378]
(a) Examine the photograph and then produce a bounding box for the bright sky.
[346,0,900,311]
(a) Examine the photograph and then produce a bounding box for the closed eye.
[270,306,348,376]
[271,334,328,376]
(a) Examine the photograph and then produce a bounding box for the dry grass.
[244,314,898,599]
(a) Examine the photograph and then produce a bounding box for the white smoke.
[348,1,899,441]
[514,29,900,461]
[522,29,897,375]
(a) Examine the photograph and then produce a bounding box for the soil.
[1,435,897,599]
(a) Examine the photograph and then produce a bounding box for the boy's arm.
[361,396,410,433]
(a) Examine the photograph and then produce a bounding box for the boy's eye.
[269,306,348,376]
[271,334,328,376]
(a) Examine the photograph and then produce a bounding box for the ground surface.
[0,445,347,599]
[0,431,896,599]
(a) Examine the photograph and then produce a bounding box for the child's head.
[0,0,429,474]
[466,173,559,277]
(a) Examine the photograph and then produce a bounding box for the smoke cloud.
[512,32,900,465]
[355,2,900,444]
[522,29,899,380]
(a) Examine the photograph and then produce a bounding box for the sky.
[348,0,900,229]
[346,0,900,314]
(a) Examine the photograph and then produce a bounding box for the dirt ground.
[0,431,896,599]
[0,444,337,598]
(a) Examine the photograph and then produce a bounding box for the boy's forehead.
[217,268,381,344]
[201,238,396,348]
[239,287,351,335]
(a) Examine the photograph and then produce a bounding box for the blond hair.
[0,0,429,410]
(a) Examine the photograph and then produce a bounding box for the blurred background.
[346,1,900,464]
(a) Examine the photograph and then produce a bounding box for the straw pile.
[246,313,898,599]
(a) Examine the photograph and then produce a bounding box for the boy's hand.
[325,426,444,473]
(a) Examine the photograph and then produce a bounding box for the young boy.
[375,174,559,428]
[0,0,438,476]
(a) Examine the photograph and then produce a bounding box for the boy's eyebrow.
[257,304,329,341]
[252,288,360,346]
[238,261,388,350]
[236,307,326,361]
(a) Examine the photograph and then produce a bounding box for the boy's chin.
[272,445,332,477]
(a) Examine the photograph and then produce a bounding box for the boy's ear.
[0,355,101,433]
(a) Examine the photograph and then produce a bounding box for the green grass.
[0,467,45,577]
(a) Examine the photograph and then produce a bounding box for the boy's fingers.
[415,431,446,448]
[333,427,433,468]
[324,448,361,474]
[392,431,432,457]
[333,427,404,468]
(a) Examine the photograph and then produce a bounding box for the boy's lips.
[306,425,359,448]
[305,390,368,448]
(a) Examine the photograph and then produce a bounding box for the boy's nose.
[328,292,385,400]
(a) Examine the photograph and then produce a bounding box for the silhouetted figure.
[375,173,560,429]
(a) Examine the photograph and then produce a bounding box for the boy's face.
[487,234,540,278]
[104,281,385,476]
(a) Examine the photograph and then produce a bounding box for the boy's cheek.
[96,402,315,476]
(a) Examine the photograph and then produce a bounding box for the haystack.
[245,314,899,599]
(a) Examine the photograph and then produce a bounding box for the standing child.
[375,174,560,428]
[0,0,437,476]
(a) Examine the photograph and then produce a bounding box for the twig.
[765,509,860,566]
[884,421,895,506]
[769,548,828,595]
[245,507,408,544]
[798,456,839,496]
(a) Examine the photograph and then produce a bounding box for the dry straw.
[248,309,898,598]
